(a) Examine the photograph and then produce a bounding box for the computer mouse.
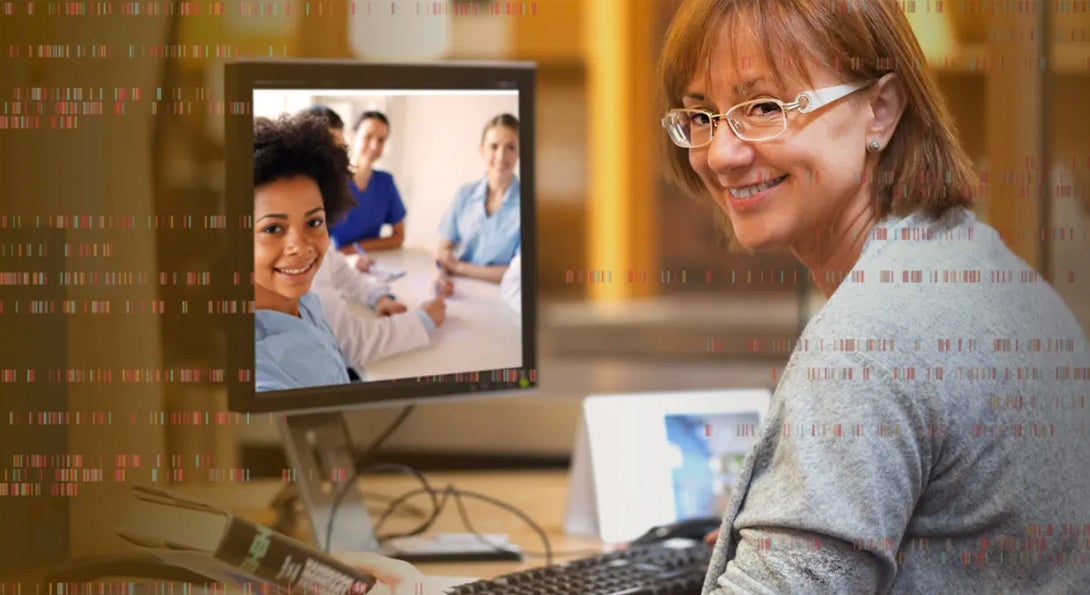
[629,516,722,545]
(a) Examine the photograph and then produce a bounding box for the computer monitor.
[223,60,537,552]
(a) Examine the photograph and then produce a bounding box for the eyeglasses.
[661,82,869,148]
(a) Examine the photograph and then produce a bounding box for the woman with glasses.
[433,113,522,297]
[329,110,410,257]
[659,0,1090,592]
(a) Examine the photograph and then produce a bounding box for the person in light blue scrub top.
[252,115,357,393]
[434,113,522,297]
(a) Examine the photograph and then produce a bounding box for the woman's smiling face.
[685,23,875,253]
[481,124,520,181]
[253,175,330,314]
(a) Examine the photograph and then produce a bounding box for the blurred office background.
[151,0,1090,472]
[4,0,1088,566]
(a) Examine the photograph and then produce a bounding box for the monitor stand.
[278,412,380,552]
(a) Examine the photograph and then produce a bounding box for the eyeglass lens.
[667,99,788,146]
[728,100,786,140]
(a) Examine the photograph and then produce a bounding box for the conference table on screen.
[349,246,523,381]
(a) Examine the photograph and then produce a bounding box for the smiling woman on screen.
[252,115,356,393]
[658,0,1090,592]
[433,113,522,297]
[330,110,410,254]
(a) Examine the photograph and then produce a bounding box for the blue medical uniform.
[255,292,352,392]
[437,176,521,266]
[329,171,407,248]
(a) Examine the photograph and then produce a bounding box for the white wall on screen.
[391,93,520,250]
[251,90,520,251]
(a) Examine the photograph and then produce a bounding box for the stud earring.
[868,140,881,153]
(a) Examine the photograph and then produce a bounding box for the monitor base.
[279,412,380,552]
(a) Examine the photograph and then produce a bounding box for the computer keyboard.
[444,538,712,595]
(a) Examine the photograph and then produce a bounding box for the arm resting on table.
[357,221,406,251]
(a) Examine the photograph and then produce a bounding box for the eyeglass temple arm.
[790,82,867,114]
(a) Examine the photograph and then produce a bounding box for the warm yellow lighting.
[584,0,656,302]
[585,0,628,301]
[903,7,959,63]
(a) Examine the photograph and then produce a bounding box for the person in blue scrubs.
[252,115,357,393]
[328,111,408,256]
[434,113,521,297]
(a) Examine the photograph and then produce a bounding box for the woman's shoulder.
[454,178,488,201]
[371,169,396,185]
[822,206,1079,342]
[255,307,295,338]
[256,296,341,359]
[297,291,327,321]
[870,207,998,256]
[255,294,325,333]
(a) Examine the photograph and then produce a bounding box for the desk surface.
[360,248,523,381]
[178,469,602,581]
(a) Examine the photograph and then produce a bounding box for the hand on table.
[355,253,375,273]
[432,268,455,298]
[374,296,408,317]
[347,252,375,273]
[433,275,454,298]
[420,296,446,327]
[435,251,461,276]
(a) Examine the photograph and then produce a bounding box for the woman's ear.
[868,72,907,147]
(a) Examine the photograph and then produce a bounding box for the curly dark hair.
[253,115,355,224]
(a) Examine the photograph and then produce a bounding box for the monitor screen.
[224,60,537,415]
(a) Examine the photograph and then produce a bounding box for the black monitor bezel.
[224,59,537,414]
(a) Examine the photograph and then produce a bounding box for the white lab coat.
[311,249,431,371]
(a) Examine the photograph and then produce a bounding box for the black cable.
[370,484,447,539]
[324,462,438,553]
[356,406,416,468]
[447,486,553,566]
[317,407,596,567]
[370,485,517,554]
[370,481,603,567]
[269,481,427,535]
[323,406,417,551]
[448,487,606,560]
[360,492,428,518]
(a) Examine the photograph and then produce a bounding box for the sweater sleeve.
[707,347,940,594]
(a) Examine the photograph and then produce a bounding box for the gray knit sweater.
[703,208,1090,594]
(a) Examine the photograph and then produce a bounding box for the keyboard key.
[445,540,710,595]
